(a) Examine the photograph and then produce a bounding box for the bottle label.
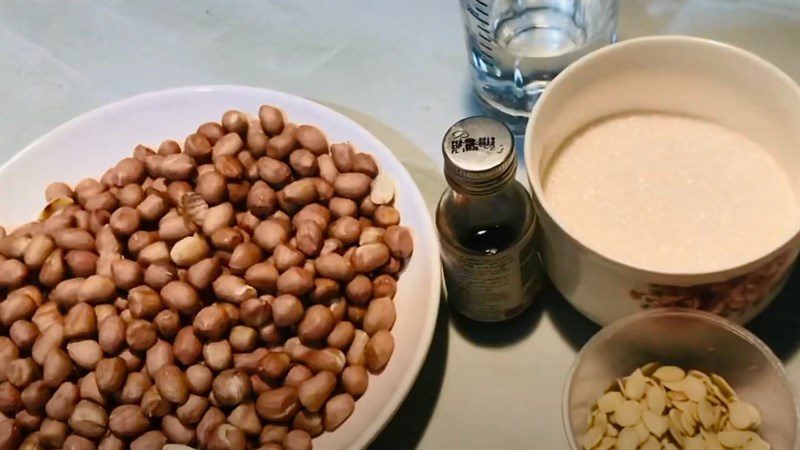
[441,221,542,321]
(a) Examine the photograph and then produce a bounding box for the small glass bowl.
[563,308,798,449]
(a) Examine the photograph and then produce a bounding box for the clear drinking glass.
[459,0,618,117]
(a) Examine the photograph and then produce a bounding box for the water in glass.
[460,0,618,117]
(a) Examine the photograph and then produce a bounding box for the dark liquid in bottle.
[459,224,517,255]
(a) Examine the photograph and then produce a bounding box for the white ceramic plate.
[0,85,441,449]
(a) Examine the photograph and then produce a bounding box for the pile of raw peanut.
[582,364,770,450]
[0,106,414,450]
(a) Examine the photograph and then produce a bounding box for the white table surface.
[2,1,799,449]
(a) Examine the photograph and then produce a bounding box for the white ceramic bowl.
[0,85,441,449]
[524,36,800,325]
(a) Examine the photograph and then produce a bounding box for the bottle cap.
[441,116,516,195]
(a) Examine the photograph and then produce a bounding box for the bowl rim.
[561,307,799,449]
[523,35,800,278]
[0,84,443,449]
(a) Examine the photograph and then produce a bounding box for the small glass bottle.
[436,116,542,322]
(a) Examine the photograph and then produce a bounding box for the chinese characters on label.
[449,130,503,154]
